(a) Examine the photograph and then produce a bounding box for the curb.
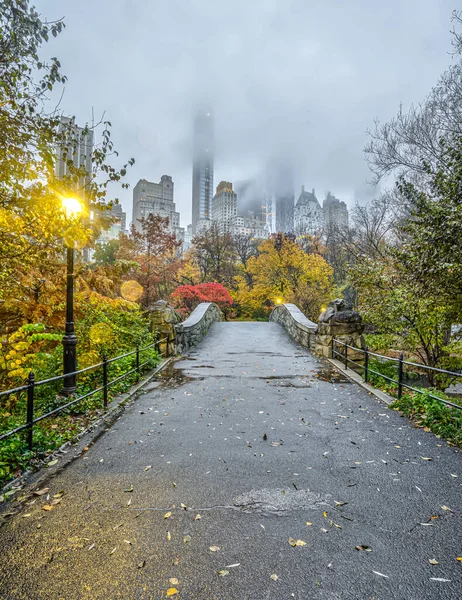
[0,357,174,510]
[326,358,393,406]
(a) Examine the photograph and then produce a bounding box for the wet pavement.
[0,322,461,599]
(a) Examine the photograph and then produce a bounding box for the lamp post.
[61,197,83,396]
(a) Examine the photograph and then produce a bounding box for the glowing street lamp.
[276,298,283,304]
[61,196,83,395]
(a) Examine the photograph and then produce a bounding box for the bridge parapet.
[175,302,224,353]
[269,303,317,349]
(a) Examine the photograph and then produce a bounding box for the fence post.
[364,346,369,383]
[136,344,140,382]
[103,354,108,408]
[26,371,35,450]
[344,343,348,370]
[398,353,404,399]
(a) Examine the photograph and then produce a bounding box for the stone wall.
[147,300,182,357]
[269,303,317,349]
[175,303,224,353]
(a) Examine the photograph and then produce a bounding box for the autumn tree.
[170,283,232,317]
[191,223,237,286]
[118,215,182,308]
[235,235,334,320]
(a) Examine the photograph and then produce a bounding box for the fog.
[35,0,457,226]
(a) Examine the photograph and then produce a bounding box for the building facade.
[192,111,214,234]
[97,203,127,244]
[132,176,184,241]
[55,116,94,191]
[232,215,268,239]
[294,186,324,235]
[323,191,349,229]
[211,181,237,234]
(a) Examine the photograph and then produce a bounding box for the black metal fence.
[332,338,462,411]
[0,337,167,450]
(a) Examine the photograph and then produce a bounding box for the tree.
[191,223,237,286]
[118,215,182,308]
[235,235,334,320]
[364,13,462,187]
[171,283,233,317]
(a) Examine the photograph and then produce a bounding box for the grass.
[365,358,462,446]
[0,350,160,490]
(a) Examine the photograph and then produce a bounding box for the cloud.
[36,0,456,224]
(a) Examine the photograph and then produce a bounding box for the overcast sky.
[36,0,458,227]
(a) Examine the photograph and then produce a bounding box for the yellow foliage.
[235,237,334,320]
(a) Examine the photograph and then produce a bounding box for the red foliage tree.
[171,283,232,317]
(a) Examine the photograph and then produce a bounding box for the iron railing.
[0,336,168,450]
[332,338,462,411]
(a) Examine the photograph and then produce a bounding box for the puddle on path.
[315,367,352,384]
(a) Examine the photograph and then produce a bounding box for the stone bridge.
[0,304,460,599]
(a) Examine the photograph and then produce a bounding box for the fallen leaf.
[270,574,279,581]
[372,571,389,579]
[53,492,64,499]
[127,498,132,506]
[334,501,347,507]
[451,474,458,478]
[166,588,179,596]
[288,538,306,547]
[110,547,117,555]
[47,459,58,467]
[172,557,180,565]
[42,505,53,511]
[209,545,220,552]
[138,560,146,569]
[124,539,132,545]
[124,485,134,493]
[226,563,240,568]
[144,466,152,471]
[420,457,432,461]
[193,514,201,521]
[355,545,372,552]
[167,531,171,541]
[218,570,229,577]
[430,578,451,582]
[164,511,172,519]
[183,535,191,543]
[306,522,312,526]
[32,488,49,496]
[169,578,179,585]
[180,503,187,509]
[22,513,32,518]
[334,523,342,529]
[441,505,452,512]
[173,482,177,487]
[429,559,439,565]
[323,511,328,518]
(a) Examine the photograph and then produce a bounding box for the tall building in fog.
[132,176,184,241]
[235,178,266,220]
[192,110,214,234]
[323,192,349,229]
[212,181,237,234]
[267,161,294,234]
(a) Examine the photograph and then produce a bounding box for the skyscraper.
[267,160,294,234]
[211,181,237,234]
[132,175,184,241]
[192,110,214,234]
[323,192,349,229]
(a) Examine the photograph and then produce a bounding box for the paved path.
[0,322,461,599]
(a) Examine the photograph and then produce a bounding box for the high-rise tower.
[192,110,214,234]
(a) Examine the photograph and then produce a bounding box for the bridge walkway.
[0,322,460,599]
